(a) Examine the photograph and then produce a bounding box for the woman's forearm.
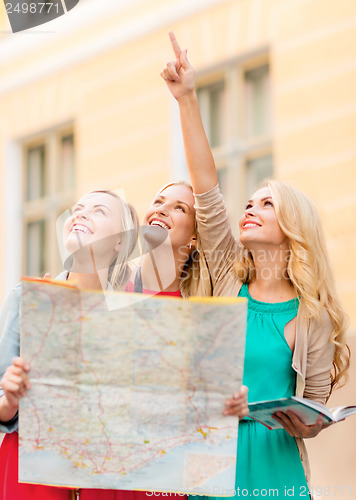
[178,91,218,194]
[0,395,18,423]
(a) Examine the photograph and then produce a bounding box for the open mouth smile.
[243,221,261,228]
[149,218,171,230]
[71,223,93,234]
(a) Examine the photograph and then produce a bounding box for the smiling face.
[239,187,287,249]
[143,184,196,250]
[63,192,123,266]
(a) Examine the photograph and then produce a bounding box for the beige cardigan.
[194,184,335,484]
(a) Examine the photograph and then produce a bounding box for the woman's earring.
[189,237,197,250]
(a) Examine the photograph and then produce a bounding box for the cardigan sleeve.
[0,285,21,433]
[303,308,335,404]
[194,184,239,291]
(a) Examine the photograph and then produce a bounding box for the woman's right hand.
[160,31,196,101]
[0,357,31,420]
[162,31,218,194]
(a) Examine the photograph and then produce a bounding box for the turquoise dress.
[190,284,309,499]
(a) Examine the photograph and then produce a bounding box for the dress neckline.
[239,283,299,313]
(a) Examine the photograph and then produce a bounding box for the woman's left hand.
[272,411,326,438]
[223,385,249,418]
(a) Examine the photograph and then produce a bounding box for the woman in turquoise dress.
[160,32,350,497]
[233,285,309,497]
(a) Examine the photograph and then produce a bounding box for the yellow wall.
[0,0,355,492]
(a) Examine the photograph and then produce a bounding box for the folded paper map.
[19,279,246,495]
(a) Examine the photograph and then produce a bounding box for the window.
[245,154,273,201]
[197,80,226,149]
[26,145,46,201]
[245,65,271,139]
[216,166,229,200]
[26,220,46,277]
[197,57,273,232]
[59,134,75,192]
[23,128,76,277]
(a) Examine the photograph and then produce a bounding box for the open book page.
[295,398,356,423]
[329,405,356,421]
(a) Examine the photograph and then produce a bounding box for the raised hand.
[161,31,218,193]
[160,31,195,101]
[0,357,31,421]
[224,385,249,419]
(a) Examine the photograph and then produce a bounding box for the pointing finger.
[169,31,182,58]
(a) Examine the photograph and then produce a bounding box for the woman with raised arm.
[125,180,211,298]
[160,32,350,498]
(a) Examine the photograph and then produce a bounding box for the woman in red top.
[125,180,211,298]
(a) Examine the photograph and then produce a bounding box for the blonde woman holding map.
[160,32,350,498]
[0,189,139,499]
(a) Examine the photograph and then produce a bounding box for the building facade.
[0,0,355,492]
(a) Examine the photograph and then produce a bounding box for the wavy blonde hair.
[235,179,350,392]
[91,190,139,290]
[158,181,212,298]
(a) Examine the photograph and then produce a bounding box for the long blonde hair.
[91,190,139,290]
[158,181,212,298]
[235,179,350,392]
